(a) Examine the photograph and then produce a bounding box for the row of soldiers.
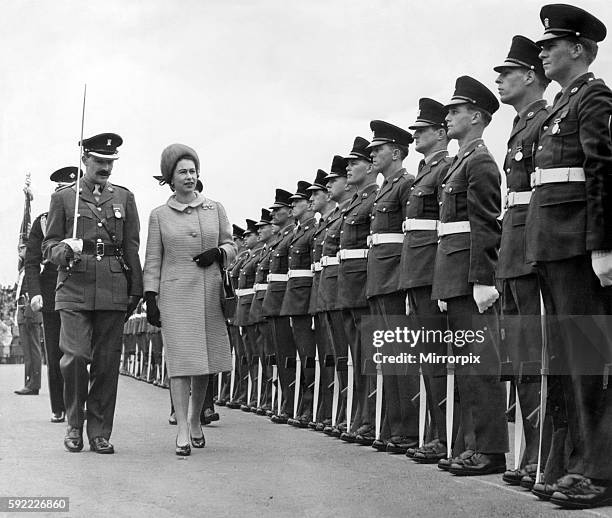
[207,4,612,510]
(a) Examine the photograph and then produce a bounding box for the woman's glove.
[144,291,161,327]
[193,247,221,268]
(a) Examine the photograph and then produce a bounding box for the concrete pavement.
[1,364,611,518]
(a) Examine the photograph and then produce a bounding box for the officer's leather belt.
[402,218,439,232]
[311,262,322,272]
[253,283,269,291]
[367,233,404,247]
[321,256,339,267]
[337,249,368,260]
[235,288,255,297]
[82,240,120,256]
[530,167,585,187]
[287,269,314,278]
[437,221,471,236]
[267,273,288,282]
[505,191,532,207]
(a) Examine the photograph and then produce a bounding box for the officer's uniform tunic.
[526,73,612,480]
[43,179,143,440]
[431,139,509,455]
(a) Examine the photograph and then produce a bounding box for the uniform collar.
[167,192,208,211]
[423,149,449,165]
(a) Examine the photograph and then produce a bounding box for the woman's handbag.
[220,265,236,319]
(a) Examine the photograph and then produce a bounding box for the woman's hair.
[160,143,200,184]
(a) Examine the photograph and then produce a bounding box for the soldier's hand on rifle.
[144,291,161,327]
[125,295,140,322]
[193,247,221,268]
[30,295,43,312]
[60,238,83,264]
[473,284,499,313]
[592,250,612,287]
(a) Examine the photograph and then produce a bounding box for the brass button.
[97,238,102,243]
[97,222,103,227]
[191,232,197,237]
[97,207,102,211]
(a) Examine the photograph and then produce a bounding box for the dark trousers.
[228,324,246,403]
[537,256,612,480]
[501,275,550,467]
[369,292,420,440]
[255,321,274,410]
[407,286,448,444]
[18,313,42,392]
[343,307,375,432]
[313,313,333,423]
[42,310,64,414]
[243,325,260,407]
[446,296,509,454]
[324,310,349,426]
[269,316,296,416]
[59,309,123,440]
[291,315,317,420]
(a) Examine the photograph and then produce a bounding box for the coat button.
[439,202,443,206]
[186,209,192,214]
[97,222,103,227]
[543,125,548,130]
[97,238,102,243]
[441,184,445,188]
[97,207,102,211]
[191,232,197,237]
[538,145,543,150]
[506,168,510,173]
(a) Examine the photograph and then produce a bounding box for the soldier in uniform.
[526,5,612,509]
[307,170,337,431]
[493,35,551,488]
[24,167,80,421]
[399,99,454,463]
[431,76,508,475]
[318,156,354,436]
[43,133,143,454]
[336,137,378,444]
[366,120,418,454]
[281,181,318,427]
[262,190,297,424]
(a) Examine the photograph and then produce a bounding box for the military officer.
[318,156,354,436]
[431,76,508,475]
[248,209,276,415]
[262,190,297,423]
[24,167,81,421]
[281,181,318,427]
[493,35,551,488]
[307,170,337,431]
[366,120,418,454]
[525,5,612,509]
[336,137,378,444]
[399,99,454,463]
[43,133,143,454]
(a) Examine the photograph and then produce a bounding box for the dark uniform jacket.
[43,179,143,311]
[526,73,612,262]
[281,216,316,316]
[228,248,250,325]
[25,212,58,313]
[366,168,415,298]
[262,222,295,317]
[431,139,501,300]
[337,183,378,308]
[497,100,548,278]
[399,152,452,290]
[308,210,333,315]
[234,244,264,327]
[249,242,274,324]
[318,199,351,312]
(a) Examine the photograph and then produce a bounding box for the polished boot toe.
[355,434,375,446]
[89,436,114,454]
[549,475,612,509]
[51,411,66,423]
[340,432,356,443]
[532,482,557,501]
[14,387,39,395]
[372,439,388,451]
[386,436,418,454]
[63,426,83,452]
[449,452,506,476]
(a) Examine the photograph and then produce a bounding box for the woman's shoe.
[175,437,191,456]
[190,426,206,448]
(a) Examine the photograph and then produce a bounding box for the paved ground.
[2,364,612,518]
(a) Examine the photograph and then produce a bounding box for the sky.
[0,0,610,285]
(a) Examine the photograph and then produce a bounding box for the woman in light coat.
[143,143,236,455]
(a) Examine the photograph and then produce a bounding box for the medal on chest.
[551,118,561,135]
[514,146,523,162]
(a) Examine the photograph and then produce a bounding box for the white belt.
[311,262,322,272]
[287,269,314,278]
[267,273,288,282]
[402,218,438,232]
[531,167,585,187]
[337,249,369,260]
[367,233,404,247]
[505,191,532,207]
[437,221,471,236]
[253,283,269,291]
[321,256,339,267]
[235,288,255,297]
